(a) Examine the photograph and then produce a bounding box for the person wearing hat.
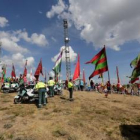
[48,77,55,97]
[68,79,74,101]
[35,80,47,108]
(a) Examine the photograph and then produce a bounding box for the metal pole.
[63,19,71,81]
[104,45,111,93]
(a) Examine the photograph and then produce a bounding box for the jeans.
[49,86,54,97]
[80,85,84,91]
[69,88,73,99]
[38,88,46,106]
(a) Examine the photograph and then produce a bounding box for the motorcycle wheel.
[14,97,22,104]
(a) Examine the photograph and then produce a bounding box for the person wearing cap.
[48,77,55,97]
[68,79,74,101]
[35,81,47,108]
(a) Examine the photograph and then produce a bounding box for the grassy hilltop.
[0,91,140,140]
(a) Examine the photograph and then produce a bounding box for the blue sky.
[0,0,140,84]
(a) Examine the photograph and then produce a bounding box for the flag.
[129,54,140,83]
[34,59,43,81]
[130,54,140,68]
[53,51,63,75]
[1,64,6,83]
[23,60,27,78]
[73,54,80,81]
[11,63,16,78]
[83,69,86,84]
[130,77,139,84]
[85,46,108,80]
[129,65,140,83]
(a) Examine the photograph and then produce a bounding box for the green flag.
[85,47,108,80]
[130,54,140,68]
[130,54,140,83]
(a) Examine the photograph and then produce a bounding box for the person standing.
[107,81,111,93]
[137,84,140,96]
[131,86,134,96]
[90,80,94,90]
[105,81,111,98]
[48,77,55,97]
[35,81,47,108]
[68,79,74,101]
[18,74,25,96]
[80,80,84,91]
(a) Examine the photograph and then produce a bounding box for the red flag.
[130,77,139,84]
[73,54,80,81]
[116,66,120,87]
[11,63,16,78]
[23,60,27,78]
[34,59,43,81]
[83,69,86,84]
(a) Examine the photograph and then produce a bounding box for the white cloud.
[0,17,48,77]
[17,30,48,46]
[0,17,8,27]
[0,31,28,53]
[0,38,28,53]
[52,46,77,62]
[16,30,31,42]
[0,29,48,54]
[2,53,35,69]
[1,53,35,77]
[31,33,48,46]
[46,0,67,18]
[46,0,140,51]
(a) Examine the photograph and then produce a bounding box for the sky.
[0,0,140,84]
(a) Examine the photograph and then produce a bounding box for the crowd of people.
[1,75,140,108]
[72,79,140,97]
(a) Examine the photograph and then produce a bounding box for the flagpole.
[102,73,104,86]
[104,45,111,93]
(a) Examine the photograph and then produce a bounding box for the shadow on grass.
[19,100,38,108]
[60,97,67,100]
[120,125,140,140]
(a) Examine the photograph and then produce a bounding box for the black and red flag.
[85,46,108,80]
[34,59,43,81]
[11,63,16,79]
[23,60,27,78]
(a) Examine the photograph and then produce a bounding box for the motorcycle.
[54,84,63,95]
[1,82,19,93]
[14,84,48,104]
[1,82,10,93]
[10,83,19,92]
